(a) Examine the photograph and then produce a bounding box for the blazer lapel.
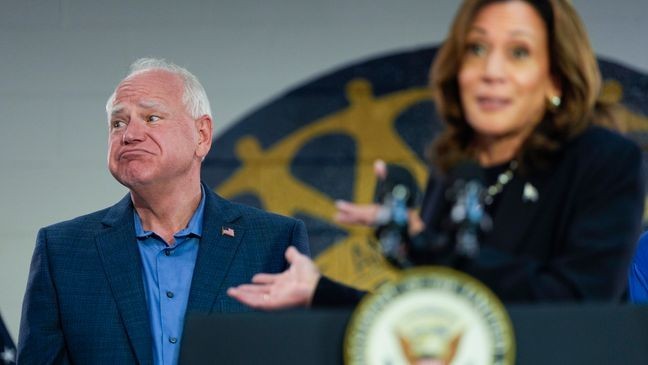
[487,173,546,251]
[95,195,153,365]
[187,188,244,313]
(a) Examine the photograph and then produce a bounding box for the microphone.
[375,183,412,267]
[372,163,422,268]
[424,160,492,261]
[444,161,492,258]
[372,160,493,267]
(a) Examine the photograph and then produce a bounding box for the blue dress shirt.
[629,231,648,303]
[135,190,205,365]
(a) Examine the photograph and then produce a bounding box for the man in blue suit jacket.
[18,58,309,365]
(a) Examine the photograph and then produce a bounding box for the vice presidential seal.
[345,267,514,365]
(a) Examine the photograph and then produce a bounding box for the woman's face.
[458,0,560,141]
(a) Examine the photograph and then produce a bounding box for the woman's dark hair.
[430,0,617,172]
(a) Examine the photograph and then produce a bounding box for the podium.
[180,305,648,364]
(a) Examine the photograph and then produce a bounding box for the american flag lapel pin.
[221,226,235,237]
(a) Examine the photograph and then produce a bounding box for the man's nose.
[122,119,146,144]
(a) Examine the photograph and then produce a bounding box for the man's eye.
[466,42,487,57]
[147,115,161,123]
[111,120,126,129]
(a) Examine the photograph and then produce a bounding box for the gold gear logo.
[216,78,431,290]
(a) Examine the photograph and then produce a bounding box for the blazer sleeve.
[461,137,644,302]
[311,276,366,308]
[18,228,70,365]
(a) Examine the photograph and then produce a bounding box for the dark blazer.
[313,126,644,306]
[430,126,644,302]
[18,185,309,364]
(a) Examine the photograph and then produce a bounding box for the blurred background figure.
[228,0,644,308]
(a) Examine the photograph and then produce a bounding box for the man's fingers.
[228,286,297,311]
[228,284,269,295]
[285,246,304,264]
[251,273,279,284]
[227,289,272,309]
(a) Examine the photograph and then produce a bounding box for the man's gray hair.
[105,58,212,119]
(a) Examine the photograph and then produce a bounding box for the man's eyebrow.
[138,100,163,109]
[109,100,168,116]
[110,104,126,116]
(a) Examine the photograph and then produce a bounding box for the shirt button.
[164,249,171,256]
[166,291,174,298]
[169,336,178,344]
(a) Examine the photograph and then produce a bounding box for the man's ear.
[195,115,213,159]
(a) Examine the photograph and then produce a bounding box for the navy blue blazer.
[18,186,309,364]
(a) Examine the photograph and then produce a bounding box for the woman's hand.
[333,159,391,226]
[333,200,381,226]
[227,246,321,310]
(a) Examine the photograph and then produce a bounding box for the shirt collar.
[133,185,206,240]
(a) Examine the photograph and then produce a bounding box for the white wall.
[0,0,646,340]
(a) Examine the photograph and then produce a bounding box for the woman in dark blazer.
[228,0,644,307]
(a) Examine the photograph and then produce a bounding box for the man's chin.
[111,171,156,190]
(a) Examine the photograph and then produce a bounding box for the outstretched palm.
[227,246,321,310]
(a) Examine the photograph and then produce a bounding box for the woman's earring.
[549,95,561,108]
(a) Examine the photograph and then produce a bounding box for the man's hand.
[227,246,321,310]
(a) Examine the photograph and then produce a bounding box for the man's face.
[107,69,211,189]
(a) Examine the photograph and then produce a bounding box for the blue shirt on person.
[629,231,648,303]
[135,188,205,365]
